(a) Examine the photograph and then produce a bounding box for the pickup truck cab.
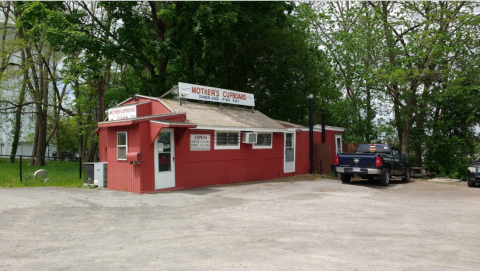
[336,144,411,186]
[467,156,480,187]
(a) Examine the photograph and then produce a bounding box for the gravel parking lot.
[1,176,479,271]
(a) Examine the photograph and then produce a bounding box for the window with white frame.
[117,132,127,160]
[335,134,342,155]
[253,133,273,149]
[214,131,240,149]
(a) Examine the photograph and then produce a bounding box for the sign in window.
[190,134,211,151]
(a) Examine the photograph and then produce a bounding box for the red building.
[98,84,344,194]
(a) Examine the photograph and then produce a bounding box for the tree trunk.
[9,31,26,162]
[25,43,49,166]
[98,76,104,121]
[85,137,97,162]
[365,86,373,142]
[34,58,49,165]
[10,71,26,162]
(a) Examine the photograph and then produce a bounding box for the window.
[356,145,390,154]
[335,134,342,155]
[253,133,273,149]
[214,131,240,150]
[285,133,294,162]
[117,132,127,160]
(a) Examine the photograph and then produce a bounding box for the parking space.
[0,177,479,271]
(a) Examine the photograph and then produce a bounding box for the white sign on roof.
[178,82,255,107]
[108,105,137,121]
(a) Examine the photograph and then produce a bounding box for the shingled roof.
[161,99,285,130]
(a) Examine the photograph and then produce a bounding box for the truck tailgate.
[338,153,377,168]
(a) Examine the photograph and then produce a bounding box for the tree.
[307,1,480,178]
[17,1,333,127]
[303,2,383,142]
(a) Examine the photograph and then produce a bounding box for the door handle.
[173,157,175,162]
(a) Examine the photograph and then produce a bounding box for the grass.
[0,158,85,188]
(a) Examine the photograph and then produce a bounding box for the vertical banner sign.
[179,82,255,107]
[108,105,137,121]
[190,134,211,151]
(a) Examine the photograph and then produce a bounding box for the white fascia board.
[150,120,195,127]
[114,94,175,113]
[192,125,287,133]
[313,125,345,132]
[135,94,175,113]
[292,126,345,132]
[109,101,151,109]
[98,113,185,125]
[115,96,135,106]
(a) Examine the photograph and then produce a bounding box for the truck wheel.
[341,174,351,184]
[402,168,411,182]
[467,180,476,187]
[379,169,390,186]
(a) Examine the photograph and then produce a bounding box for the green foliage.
[423,73,480,180]
[51,117,80,153]
[302,2,383,141]
[14,1,333,159]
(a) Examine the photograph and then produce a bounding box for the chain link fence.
[0,155,83,187]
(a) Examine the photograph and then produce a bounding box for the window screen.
[254,133,272,148]
[356,145,391,154]
[215,131,239,149]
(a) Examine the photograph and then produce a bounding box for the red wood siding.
[100,97,344,193]
[105,124,142,192]
[101,127,342,193]
[325,130,343,163]
[174,130,287,189]
[151,100,174,115]
[136,102,151,117]
[294,131,311,175]
[295,130,344,173]
[123,97,173,116]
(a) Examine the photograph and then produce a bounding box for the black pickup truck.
[336,144,411,186]
[467,156,480,187]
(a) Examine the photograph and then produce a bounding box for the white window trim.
[214,131,240,150]
[335,134,342,155]
[117,131,128,160]
[252,132,273,149]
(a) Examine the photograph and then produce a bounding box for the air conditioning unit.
[242,132,257,144]
[84,162,107,188]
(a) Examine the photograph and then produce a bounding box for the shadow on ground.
[345,178,412,189]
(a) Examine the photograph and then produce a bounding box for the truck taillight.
[336,155,339,165]
[375,156,383,167]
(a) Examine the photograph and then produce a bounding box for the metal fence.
[0,155,83,187]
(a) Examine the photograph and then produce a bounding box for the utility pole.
[308,94,314,175]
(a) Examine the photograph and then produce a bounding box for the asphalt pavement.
[0,176,479,271]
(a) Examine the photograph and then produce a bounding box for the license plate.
[353,167,361,172]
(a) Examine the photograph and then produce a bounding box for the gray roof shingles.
[161,99,285,129]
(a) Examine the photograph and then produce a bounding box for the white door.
[154,128,175,189]
[335,134,343,155]
[284,132,295,173]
